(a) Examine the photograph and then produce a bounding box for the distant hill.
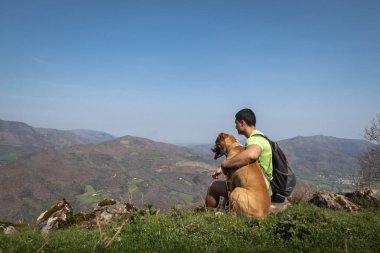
[0,135,215,223]
[278,135,372,189]
[68,129,114,143]
[0,119,114,163]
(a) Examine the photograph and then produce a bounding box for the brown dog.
[212,132,270,218]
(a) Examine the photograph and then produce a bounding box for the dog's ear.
[215,133,222,143]
[217,132,226,141]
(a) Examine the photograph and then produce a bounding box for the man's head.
[235,108,256,136]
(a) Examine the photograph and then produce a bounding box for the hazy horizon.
[0,117,374,147]
[1,1,379,144]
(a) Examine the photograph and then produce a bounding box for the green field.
[127,178,144,193]
[1,203,379,252]
[170,190,194,204]
[1,152,21,161]
[75,185,110,206]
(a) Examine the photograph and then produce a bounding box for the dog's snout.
[211,145,219,152]
[211,145,222,160]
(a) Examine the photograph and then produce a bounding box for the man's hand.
[212,167,223,179]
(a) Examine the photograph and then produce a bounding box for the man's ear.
[239,120,246,127]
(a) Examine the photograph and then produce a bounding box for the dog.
[211,132,270,218]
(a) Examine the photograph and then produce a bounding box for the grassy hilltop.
[1,203,379,253]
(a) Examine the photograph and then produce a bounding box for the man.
[205,108,273,208]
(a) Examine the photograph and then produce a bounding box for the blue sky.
[1,0,379,144]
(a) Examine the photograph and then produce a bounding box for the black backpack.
[252,134,297,201]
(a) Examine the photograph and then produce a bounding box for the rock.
[4,226,17,234]
[309,191,359,212]
[98,199,117,206]
[35,198,153,231]
[1,222,18,234]
[270,199,291,213]
[36,199,75,233]
[93,199,132,226]
[344,188,380,207]
[73,212,96,224]
[1,221,30,234]
[78,199,134,229]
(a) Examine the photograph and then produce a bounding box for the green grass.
[1,152,21,161]
[1,203,379,252]
[127,178,144,193]
[170,190,194,204]
[76,185,110,206]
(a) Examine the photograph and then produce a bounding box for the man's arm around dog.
[221,144,262,171]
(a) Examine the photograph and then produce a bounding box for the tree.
[364,114,380,144]
[357,114,380,187]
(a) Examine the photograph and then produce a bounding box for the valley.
[0,120,373,223]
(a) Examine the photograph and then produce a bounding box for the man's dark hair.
[235,108,256,126]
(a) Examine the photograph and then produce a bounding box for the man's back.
[245,129,273,188]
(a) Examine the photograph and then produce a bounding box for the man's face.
[235,119,245,135]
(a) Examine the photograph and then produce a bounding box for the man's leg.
[205,180,228,208]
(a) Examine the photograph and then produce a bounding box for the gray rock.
[4,225,17,234]
[35,198,141,231]
[270,199,291,213]
[93,199,132,227]
[344,188,380,207]
[309,191,359,212]
[36,199,74,233]
[77,199,134,229]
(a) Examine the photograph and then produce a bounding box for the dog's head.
[211,132,237,160]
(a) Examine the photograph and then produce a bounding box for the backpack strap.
[250,134,273,193]
[251,133,270,142]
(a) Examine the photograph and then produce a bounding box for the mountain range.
[0,119,114,163]
[0,120,373,223]
[278,135,371,188]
